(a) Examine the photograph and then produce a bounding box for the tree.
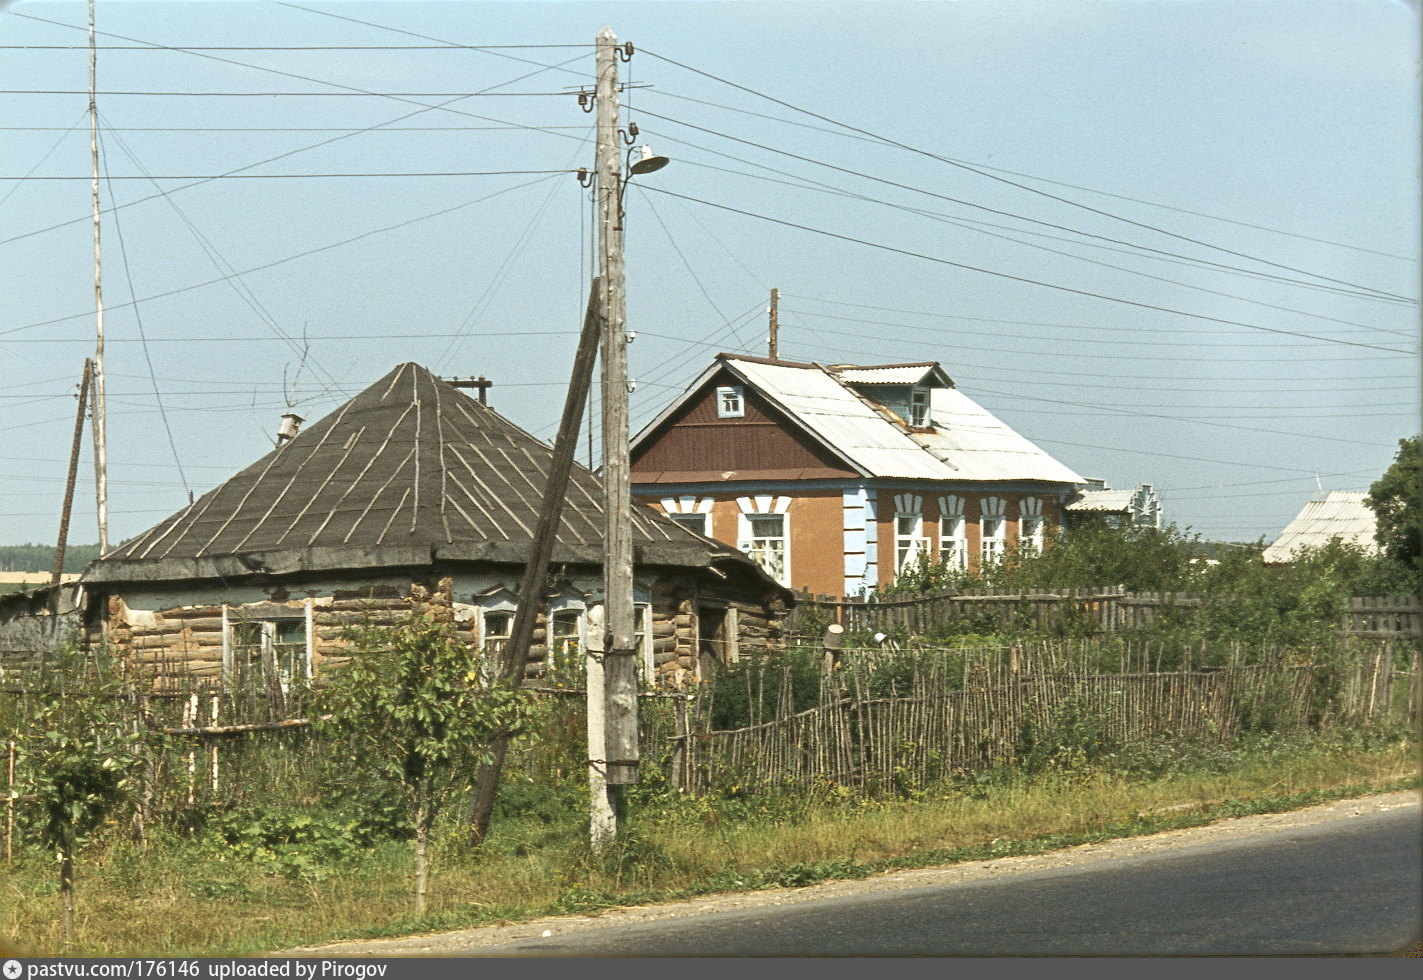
[1366,436,1421,584]
[16,648,146,949]
[315,612,530,917]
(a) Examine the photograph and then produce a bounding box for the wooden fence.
[786,589,1423,640]
[672,641,1411,795]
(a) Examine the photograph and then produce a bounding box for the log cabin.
[72,363,790,696]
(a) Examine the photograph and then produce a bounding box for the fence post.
[6,740,14,866]
[670,696,687,791]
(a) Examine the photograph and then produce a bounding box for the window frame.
[223,609,311,697]
[740,511,788,585]
[909,386,930,427]
[716,385,745,419]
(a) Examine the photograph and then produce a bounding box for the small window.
[482,610,512,661]
[227,616,308,698]
[910,387,930,427]
[716,385,745,418]
[669,512,710,536]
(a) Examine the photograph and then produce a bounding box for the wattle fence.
[785,589,1423,640]
[671,639,1414,795]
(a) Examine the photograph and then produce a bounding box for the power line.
[642,87,1418,263]
[0,174,566,339]
[641,127,1415,328]
[5,89,575,97]
[10,170,574,180]
[638,48,1415,298]
[640,186,1416,356]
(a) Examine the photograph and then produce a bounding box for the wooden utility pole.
[52,360,94,598]
[88,0,109,554]
[768,287,779,360]
[595,25,639,849]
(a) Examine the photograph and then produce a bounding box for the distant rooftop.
[1263,491,1379,563]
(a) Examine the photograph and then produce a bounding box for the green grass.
[1,727,1416,957]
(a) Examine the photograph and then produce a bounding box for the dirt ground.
[276,789,1420,957]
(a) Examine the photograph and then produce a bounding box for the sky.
[1,0,1419,554]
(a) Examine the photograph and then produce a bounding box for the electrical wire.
[98,132,191,495]
[639,49,1415,298]
[639,185,1415,356]
[0,173,567,339]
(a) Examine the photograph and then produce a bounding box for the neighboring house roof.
[1065,481,1162,527]
[633,354,1085,486]
[86,363,778,586]
[1262,491,1380,563]
[1067,489,1139,513]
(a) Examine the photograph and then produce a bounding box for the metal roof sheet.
[718,356,1084,485]
[1262,491,1380,563]
[912,387,1087,484]
[834,364,946,386]
[1066,489,1138,512]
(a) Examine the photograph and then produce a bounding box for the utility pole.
[594,25,639,850]
[52,360,93,605]
[88,0,109,554]
[768,287,779,360]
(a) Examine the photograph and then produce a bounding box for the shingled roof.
[86,363,769,585]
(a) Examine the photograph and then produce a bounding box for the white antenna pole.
[88,0,109,554]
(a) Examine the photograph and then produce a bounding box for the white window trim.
[909,386,930,427]
[736,495,791,586]
[716,385,745,419]
[547,593,587,681]
[938,494,967,571]
[981,496,1007,566]
[893,493,928,573]
[1020,497,1045,553]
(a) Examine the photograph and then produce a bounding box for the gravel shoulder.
[275,788,1421,957]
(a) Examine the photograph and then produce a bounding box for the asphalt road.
[468,803,1420,956]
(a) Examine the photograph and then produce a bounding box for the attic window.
[910,387,930,427]
[716,385,745,418]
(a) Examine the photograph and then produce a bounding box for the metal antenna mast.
[88,0,109,553]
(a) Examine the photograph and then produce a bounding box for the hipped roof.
[87,363,778,587]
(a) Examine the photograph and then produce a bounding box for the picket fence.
[786,589,1423,640]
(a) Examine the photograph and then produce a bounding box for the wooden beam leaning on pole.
[464,279,604,845]
[52,360,93,613]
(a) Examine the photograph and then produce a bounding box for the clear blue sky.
[1,0,1418,551]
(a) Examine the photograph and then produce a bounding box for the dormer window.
[910,387,930,427]
[716,385,745,418]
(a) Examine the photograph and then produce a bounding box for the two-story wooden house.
[630,354,1086,596]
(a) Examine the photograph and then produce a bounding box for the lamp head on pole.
[628,144,669,176]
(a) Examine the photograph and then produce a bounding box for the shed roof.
[634,354,1084,486]
[1262,491,1380,563]
[87,363,775,586]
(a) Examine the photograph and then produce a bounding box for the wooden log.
[152,615,226,631]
